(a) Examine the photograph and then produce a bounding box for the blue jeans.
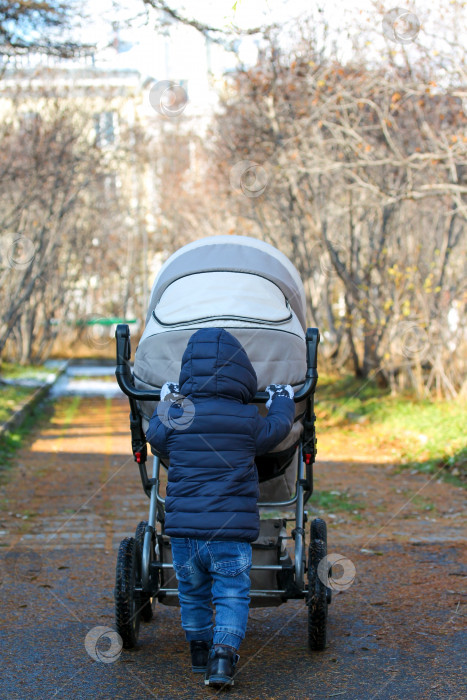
[170,537,252,650]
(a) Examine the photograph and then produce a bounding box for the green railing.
[74,318,138,326]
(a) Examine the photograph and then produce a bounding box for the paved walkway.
[0,396,465,699]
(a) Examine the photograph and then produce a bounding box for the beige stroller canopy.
[134,235,308,468]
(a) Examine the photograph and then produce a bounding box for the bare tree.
[0,0,92,58]
[0,91,147,364]
[204,25,466,395]
[142,0,264,46]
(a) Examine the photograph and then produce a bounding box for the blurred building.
[0,20,235,314]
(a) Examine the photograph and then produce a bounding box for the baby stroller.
[114,235,330,652]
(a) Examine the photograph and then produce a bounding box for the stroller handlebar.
[115,324,319,404]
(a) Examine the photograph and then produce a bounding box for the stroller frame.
[114,324,330,651]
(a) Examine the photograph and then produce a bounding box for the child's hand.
[266,383,294,408]
[160,381,180,401]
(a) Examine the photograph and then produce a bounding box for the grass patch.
[313,489,364,513]
[62,395,81,425]
[0,384,36,424]
[0,362,55,381]
[410,495,436,512]
[317,374,466,483]
[0,360,61,424]
[318,373,390,405]
[258,510,288,519]
[0,395,81,477]
[0,400,53,473]
[71,374,116,382]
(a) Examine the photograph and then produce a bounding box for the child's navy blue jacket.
[146,327,295,542]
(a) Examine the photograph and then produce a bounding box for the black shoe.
[204,645,240,687]
[190,640,212,673]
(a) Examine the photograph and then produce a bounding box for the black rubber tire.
[311,517,327,543]
[307,518,328,651]
[115,537,141,649]
[311,519,332,604]
[135,521,153,622]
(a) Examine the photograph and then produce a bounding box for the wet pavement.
[0,372,466,699]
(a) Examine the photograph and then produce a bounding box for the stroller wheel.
[115,537,141,649]
[307,518,328,651]
[135,521,154,622]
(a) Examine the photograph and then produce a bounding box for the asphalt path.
[0,376,465,699]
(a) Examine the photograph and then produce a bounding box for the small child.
[146,327,294,688]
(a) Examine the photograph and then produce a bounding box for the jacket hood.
[179,328,257,403]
